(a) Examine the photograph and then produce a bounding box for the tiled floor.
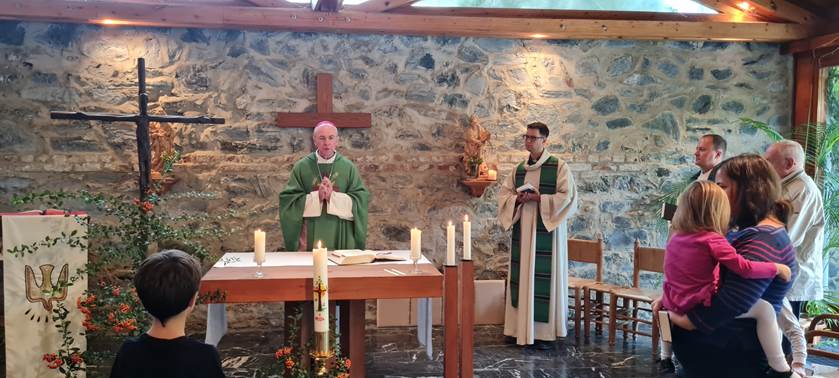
[218,325,674,377]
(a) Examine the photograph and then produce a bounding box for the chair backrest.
[567,238,604,282]
[633,239,665,287]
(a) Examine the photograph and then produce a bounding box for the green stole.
[510,155,558,323]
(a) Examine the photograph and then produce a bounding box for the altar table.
[199,250,443,378]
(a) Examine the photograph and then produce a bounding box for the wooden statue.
[463,115,490,177]
[149,119,175,180]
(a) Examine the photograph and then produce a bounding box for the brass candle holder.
[311,331,334,376]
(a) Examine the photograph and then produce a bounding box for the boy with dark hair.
[110,250,225,378]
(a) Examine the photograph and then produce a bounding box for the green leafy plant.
[466,156,483,178]
[161,149,181,174]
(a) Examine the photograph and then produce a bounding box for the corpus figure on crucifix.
[279,121,369,251]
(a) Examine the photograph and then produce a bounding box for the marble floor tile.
[216,325,675,378]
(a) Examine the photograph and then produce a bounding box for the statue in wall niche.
[149,115,179,194]
[463,114,490,178]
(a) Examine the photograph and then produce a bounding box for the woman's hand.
[669,312,696,331]
[652,298,663,313]
[774,263,792,282]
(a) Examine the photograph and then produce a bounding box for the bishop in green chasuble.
[279,122,369,251]
[498,123,578,346]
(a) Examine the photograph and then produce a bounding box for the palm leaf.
[740,118,784,142]
[818,126,839,168]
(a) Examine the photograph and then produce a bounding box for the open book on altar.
[328,250,407,265]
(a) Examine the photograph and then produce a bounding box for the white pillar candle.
[312,241,329,333]
[488,169,497,181]
[446,221,455,266]
[463,215,471,260]
[254,229,266,264]
[410,228,422,260]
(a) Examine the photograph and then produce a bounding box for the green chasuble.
[279,152,369,251]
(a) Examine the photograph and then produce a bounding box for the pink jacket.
[661,231,778,315]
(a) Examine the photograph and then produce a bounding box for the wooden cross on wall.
[276,73,371,129]
[51,58,225,200]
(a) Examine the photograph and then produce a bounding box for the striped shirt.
[687,225,798,334]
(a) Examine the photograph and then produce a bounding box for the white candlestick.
[446,221,455,266]
[410,228,422,260]
[312,241,329,334]
[463,215,471,260]
[254,229,266,264]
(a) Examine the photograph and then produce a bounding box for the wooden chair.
[582,248,627,340]
[806,313,839,361]
[607,240,665,356]
[567,238,603,338]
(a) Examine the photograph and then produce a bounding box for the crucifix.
[276,73,371,129]
[51,58,225,200]
[313,277,327,312]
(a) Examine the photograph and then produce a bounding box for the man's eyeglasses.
[522,135,545,142]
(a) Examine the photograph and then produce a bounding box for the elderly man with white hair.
[280,121,370,251]
[765,139,826,376]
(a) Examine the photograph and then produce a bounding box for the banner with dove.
[2,212,87,378]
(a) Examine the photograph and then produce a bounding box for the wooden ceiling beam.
[388,7,764,22]
[784,32,839,54]
[745,0,825,24]
[797,0,836,9]
[242,0,304,7]
[0,0,813,42]
[348,0,420,13]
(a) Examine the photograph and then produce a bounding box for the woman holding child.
[654,154,800,378]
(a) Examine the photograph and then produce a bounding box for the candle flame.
[464,214,469,222]
[448,221,452,226]
[317,240,322,249]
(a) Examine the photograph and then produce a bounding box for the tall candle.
[463,215,471,260]
[312,241,329,334]
[410,228,422,260]
[446,221,455,266]
[254,229,266,264]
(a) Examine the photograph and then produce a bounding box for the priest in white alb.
[497,121,578,348]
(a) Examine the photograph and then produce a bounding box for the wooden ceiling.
[0,0,836,42]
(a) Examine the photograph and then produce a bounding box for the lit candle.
[410,228,422,260]
[312,241,329,334]
[488,169,497,181]
[446,221,455,266]
[254,229,266,264]
[463,215,471,260]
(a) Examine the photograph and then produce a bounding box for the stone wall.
[0,21,798,329]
